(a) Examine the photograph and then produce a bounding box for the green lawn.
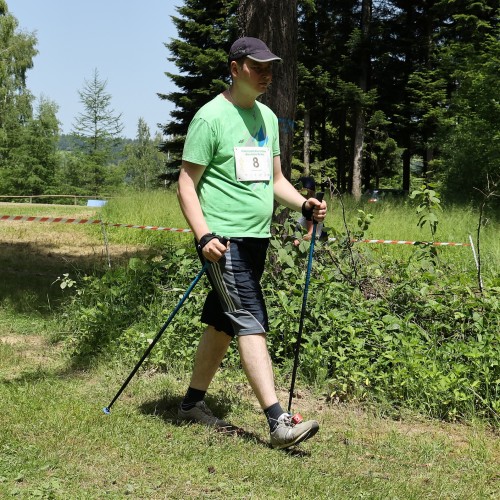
[0,194,498,498]
[0,322,498,499]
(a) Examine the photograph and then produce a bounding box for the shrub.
[59,216,499,423]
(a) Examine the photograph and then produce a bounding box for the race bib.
[234,147,271,182]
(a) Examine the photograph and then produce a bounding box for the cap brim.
[246,52,282,63]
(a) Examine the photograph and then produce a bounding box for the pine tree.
[72,68,124,154]
[159,0,238,139]
[71,69,124,193]
[158,0,238,180]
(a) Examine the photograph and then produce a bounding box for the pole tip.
[103,407,111,415]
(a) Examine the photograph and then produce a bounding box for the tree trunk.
[352,111,364,199]
[351,0,371,200]
[303,108,310,176]
[237,0,298,183]
[337,110,347,192]
[402,145,411,192]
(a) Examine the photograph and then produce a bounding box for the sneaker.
[270,413,319,449]
[178,401,231,428]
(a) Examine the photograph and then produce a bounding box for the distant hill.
[58,134,135,153]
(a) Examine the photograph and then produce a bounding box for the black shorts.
[197,237,270,337]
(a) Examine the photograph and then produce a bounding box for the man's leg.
[238,333,278,409]
[178,325,232,427]
[190,325,232,391]
[238,332,319,449]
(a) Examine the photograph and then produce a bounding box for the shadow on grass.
[0,239,157,315]
[0,360,91,386]
[0,362,310,457]
[138,394,310,457]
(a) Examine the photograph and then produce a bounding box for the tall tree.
[351,0,372,199]
[159,0,238,161]
[0,0,37,194]
[72,69,124,154]
[72,69,123,193]
[237,0,298,183]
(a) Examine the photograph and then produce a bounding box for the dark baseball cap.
[228,37,282,63]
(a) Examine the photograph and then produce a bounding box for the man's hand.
[202,237,229,263]
[304,197,327,222]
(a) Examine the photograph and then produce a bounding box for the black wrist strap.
[302,201,313,221]
[197,233,229,250]
[198,233,217,250]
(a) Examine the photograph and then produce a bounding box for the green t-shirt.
[182,94,280,238]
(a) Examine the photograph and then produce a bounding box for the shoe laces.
[277,412,294,427]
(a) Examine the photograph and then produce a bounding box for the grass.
[1,326,498,499]
[0,193,499,498]
[2,190,498,274]
[96,190,500,275]
[333,197,500,276]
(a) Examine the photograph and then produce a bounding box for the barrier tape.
[328,237,470,247]
[0,214,470,246]
[0,214,192,233]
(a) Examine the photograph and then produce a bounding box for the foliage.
[121,119,166,190]
[0,97,59,195]
[364,110,403,186]
[0,2,42,195]
[59,205,500,423]
[437,27,500,203]
[58,248,212,368]
[409,180,443,269]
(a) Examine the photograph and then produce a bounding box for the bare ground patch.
[0,333,64,376]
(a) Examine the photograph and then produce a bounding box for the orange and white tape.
[328,237,470,247]
[1,214,470,246]
[0,214,192,233]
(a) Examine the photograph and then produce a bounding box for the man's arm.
[177,160,228,262]
[272,156,327,221]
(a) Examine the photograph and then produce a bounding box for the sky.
[9,0,182,139]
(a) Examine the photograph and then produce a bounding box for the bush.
[59,217,499,423]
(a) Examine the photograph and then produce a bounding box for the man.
[177,37,327,449]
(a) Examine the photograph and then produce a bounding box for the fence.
[0,195,110,205]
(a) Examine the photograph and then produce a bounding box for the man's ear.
[230,60,239,79]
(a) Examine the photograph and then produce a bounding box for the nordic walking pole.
[103,261,210,415]
[288,192,324,413]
